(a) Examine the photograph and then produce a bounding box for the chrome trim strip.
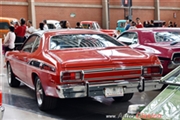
[15,77,35,90]
[84,66,142,73]
[84,74,141,81]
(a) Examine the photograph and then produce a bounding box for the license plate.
[105,87,124,97]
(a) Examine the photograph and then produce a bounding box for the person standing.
[14,18,27,48]
[61,21,71,29]
[136,17,143,28]
[129,21,137,30]
[75,22,82,29]
[3,26,16,54]
[168,21,173,27]
[149,20,154,27]
[43,20,49,30]
[25,20,36,38]
[124,20,131,30]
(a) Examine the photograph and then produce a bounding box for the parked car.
[6,29,163,111]
[0,17,18,42]
[122,65,180,120]
[117,28,180,75]
[116,19,126,32]
[80,21,115,36]
[46,20,61,29]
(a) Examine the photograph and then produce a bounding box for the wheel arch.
[32,72,39,87]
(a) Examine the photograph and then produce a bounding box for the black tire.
[113,93,134,102]
[7,63,21,87]
[35,76,58,111]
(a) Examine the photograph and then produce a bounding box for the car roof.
[33,29,106,36]
[117,20,126,23]
[127,28,180,32]
[46,20,60,23]
[153,20,165,23]
[80,21,97,24]
[0,17,18,22]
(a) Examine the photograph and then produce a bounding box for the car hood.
[49,47,157,68]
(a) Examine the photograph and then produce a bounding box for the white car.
[46,20,61,29]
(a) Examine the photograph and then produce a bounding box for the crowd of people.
[124,17,178,30]
[3,18,83,54]
[114,17,178,38]
[3,17,178,54]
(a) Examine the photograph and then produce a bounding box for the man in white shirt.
[26,20,36,38]
[4,26,15,53]
[43,20,49,30]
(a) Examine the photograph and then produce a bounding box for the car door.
[25,36,41,87]
[15,35,39,83]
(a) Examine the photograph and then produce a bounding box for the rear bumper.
[0,106,5,120]
[56,79,162,98]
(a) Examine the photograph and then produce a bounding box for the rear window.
[50,34,124,50]
[0,22,9,29]
[154,31,180,42]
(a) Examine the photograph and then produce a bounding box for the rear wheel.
[7,63,20,87]
[35,76,58,111]
[113,93,134,102]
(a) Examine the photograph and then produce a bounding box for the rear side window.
[0,22,9,29]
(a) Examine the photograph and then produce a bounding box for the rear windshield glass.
[50,34,124,50]
[154,31,180,42]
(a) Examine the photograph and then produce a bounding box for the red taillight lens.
[144,66,162,75]
[151,67,161,73]
[62,72,82,81]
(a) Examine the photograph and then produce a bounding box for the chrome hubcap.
[36,79,43,106]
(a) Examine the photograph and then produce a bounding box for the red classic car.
[5,29,162,111]
[117,28,180,75]
[80,21,115,36]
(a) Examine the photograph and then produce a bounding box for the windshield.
[50,34,124,50]
[155,31,180,42]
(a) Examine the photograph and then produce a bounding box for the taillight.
[143,66,162,75]
[61,71,83,82]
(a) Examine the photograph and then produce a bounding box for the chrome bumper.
[0,106,5,120]
[56,79,162,98]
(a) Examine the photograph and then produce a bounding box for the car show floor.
[0,58,161,120]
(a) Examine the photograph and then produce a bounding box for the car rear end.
[53,49,163,99]
[57,64,162,99]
